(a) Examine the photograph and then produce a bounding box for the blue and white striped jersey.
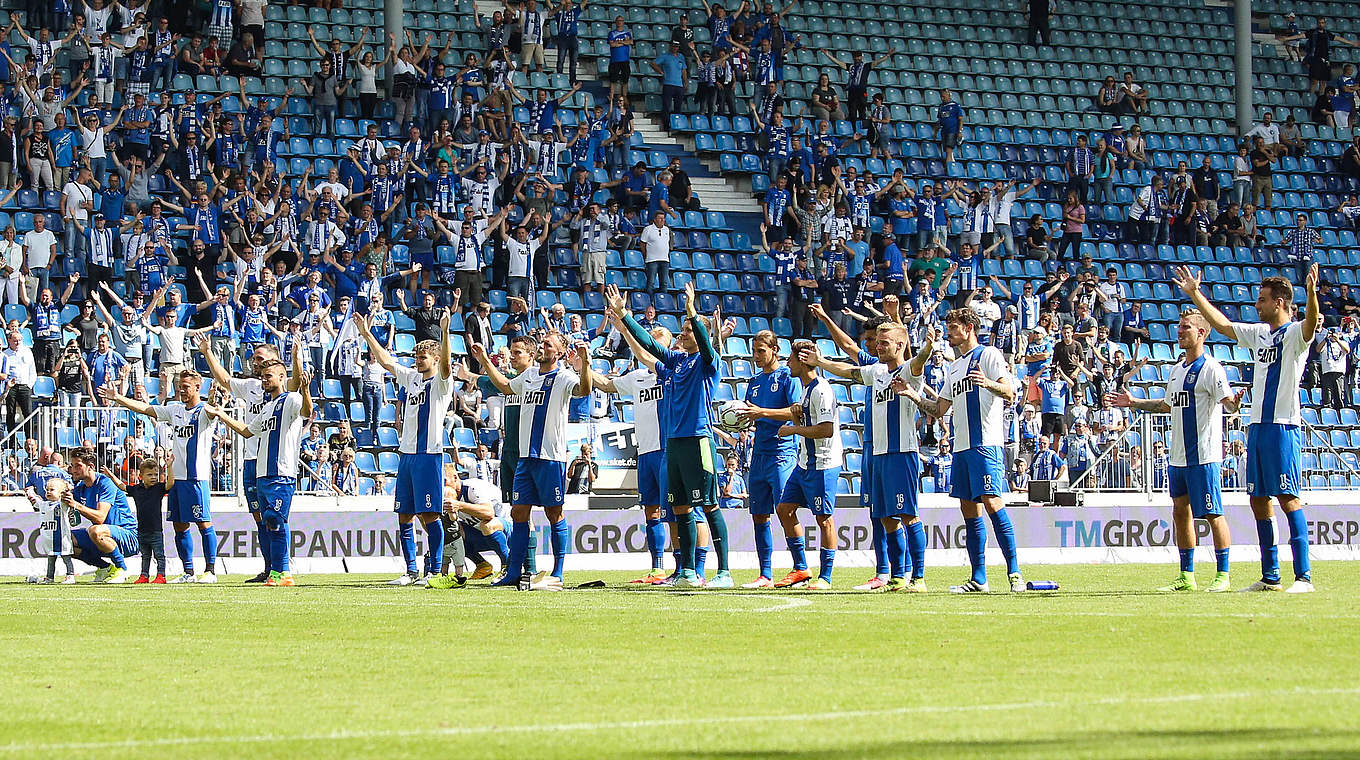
[611,368,663,456]
[1233,321,1308,426]
[393,366,455,455]
[152,401,218,482]
[1166,354,1231,468]
[510,365,580,462]
[797,376,842,470]
[249,392,307,478]
[940,345,1010,450]
[853,362,922,456]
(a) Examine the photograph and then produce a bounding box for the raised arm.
[354,312,398,373]
[1171,265,1236,341]
[807,302,859,359]
[467,342,512,393]
[1302,262,1320,343]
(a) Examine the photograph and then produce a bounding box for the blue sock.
[107,547,127,570]
[271,527,290,572]
[256,521,272,570]
[818,548,835,582]
[424,520,444,576]
[887,525,907,579]
[174,530,194,575]
[1179,548,1194,574]
[1215,548,1230,574]
[493,521,530,586]
[907,521,927,580]
[199,526,218,571]
[550,519,569,578]
[399,522,418,575]
[965,517,987,585]
[1285,509,1310,581]
[786,535,807,571]
[988,509,1019,575]
[695,545,708,578]
[1256,519,1280,583]
[489,529,510,565]
[872,520,889,576]
[645,518,665,569]
[754,520,773,578]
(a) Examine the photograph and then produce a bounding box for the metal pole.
[1234,0,1253,136]
[385,0,404,90]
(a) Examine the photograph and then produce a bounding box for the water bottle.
[1026,580,1059,591]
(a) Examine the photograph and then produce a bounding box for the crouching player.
[774,341,842,589]
[66,448,140,583]
[208,350,312,586]
[429,467,512,588]
[1107,310,1244,591]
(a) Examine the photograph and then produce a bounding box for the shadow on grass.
[637,728,1360,759]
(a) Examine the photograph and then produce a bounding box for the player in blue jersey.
[197,337,300,583]
[811,321,932,592]
[207,348,313,586]
[903,308,1026,593]
[770,341,843,589]
[356,310,456,587]
[472,332,594,592]
[65,448,140,583]
[1107,310,1244,592]
[608,282,730,589]
[104,370,222,584]
[732,330,802,588]
[1174,264,1320,593]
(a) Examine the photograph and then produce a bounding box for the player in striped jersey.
[431,467,511,587]
[356,310,456,587]
[904,309,1025,593]
[767,341,842,589]
[207,349,313,586]
[1107,310,1245,592]
[472,333,594,591]
[197,337,299,583]
[1173,264,1320,593]
[811,322,932,592]
[104,370,222,584]
[594,312,670,583]
[609,282,729,589]
[732,330,802,588]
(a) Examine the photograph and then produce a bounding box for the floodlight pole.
[1235,0,1254,136]
[386,0,404,89]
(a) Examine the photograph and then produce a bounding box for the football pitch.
[3,562,1360,759]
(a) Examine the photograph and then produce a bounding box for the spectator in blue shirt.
[650,41,688,120]
[606,17,633,101]
[935,88,963,163]
[718,456,747,509]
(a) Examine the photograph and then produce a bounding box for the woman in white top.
[79,107,123,189]
[354,47,390,121]
[0,225,24,306]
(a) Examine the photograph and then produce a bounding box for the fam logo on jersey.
[522,390,547,406]
[950,377,976,397]
[874,387,896,404]
[257,416,278,434]
[409,387,428,407]
[173,424,197,439]
[1256,346,1279,364]
[638,385,664,404]
[1170,390,1191,408]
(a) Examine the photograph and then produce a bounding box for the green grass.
[3,563,1360,759]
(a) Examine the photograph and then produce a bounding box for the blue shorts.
[395,452,444,514]
[1169,463,1223,518]
[637,450,666,507]
[512,458,566,507]
[243,460,260,514]
[871,451,920,519]
[167,481,211,523]
[779,465,840,516]
[1246,423,1302,498]
[748,453,796,516]
[950,446,1006,502]
[257,476,297,527]
[859,451,873,508]
[412,251,436,269]
[73,524,140,558]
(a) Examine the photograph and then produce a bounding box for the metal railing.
[1061,412,1360,498]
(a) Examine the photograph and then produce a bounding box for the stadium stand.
[0,0,1355,503]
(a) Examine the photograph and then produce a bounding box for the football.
[715,400,751,433]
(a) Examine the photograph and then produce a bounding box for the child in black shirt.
[108,457,173,583]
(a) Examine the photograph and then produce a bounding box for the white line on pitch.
[3,686,1357,753]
